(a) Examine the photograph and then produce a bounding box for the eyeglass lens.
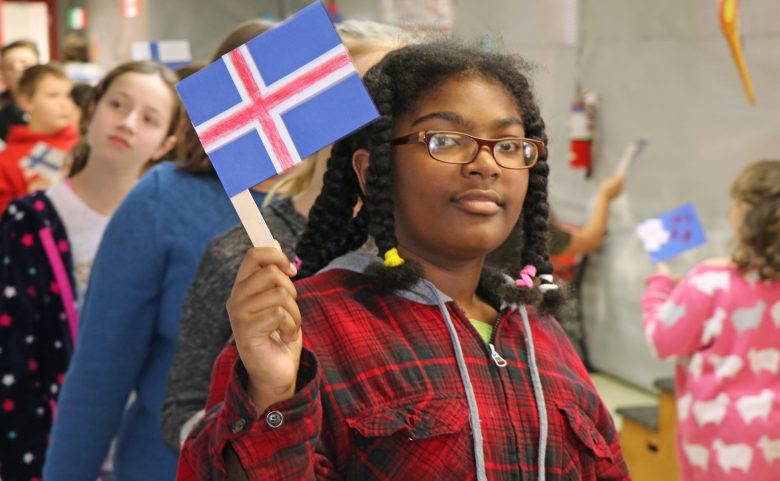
[427,132,537,168]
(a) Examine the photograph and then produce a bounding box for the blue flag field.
[636,202,708,263]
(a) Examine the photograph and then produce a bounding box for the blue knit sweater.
[43,162,265,481]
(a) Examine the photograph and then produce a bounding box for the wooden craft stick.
[230,189,276,248]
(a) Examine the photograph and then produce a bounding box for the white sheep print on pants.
[642,263,780,481]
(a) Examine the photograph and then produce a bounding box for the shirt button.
[231,418,247,433]
[266,410,284,429]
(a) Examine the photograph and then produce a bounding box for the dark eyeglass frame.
[391,130,544,170]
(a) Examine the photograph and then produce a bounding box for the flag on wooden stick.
[176,2,379,247]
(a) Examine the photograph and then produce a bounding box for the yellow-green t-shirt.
[469,318,494,344]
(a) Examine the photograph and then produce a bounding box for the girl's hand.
[23,170,55,192]
[655,262,681,283]
[226,247,301,414]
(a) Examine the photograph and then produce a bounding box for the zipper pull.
[489,343,507,367]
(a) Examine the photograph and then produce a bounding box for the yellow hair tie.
[383,248,405,267]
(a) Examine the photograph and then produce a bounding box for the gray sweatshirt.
[159,198,304,450]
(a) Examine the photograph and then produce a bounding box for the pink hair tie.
[515,264,537,288]
[293,256,303,270]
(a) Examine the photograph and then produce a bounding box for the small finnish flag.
[19,142,68,182]
[132,40,192,69]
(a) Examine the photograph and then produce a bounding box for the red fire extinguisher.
[568,88,597,177]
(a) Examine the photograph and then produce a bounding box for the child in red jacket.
[0,64,78,212]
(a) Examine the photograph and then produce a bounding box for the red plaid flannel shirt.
[178,267,630,481]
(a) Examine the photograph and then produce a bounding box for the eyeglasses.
[391,130,543,170]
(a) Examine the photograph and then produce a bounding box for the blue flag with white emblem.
[176,1,379,197]
[636,202,708,263]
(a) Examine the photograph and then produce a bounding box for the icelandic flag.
[636,202,708,263]
[132,40,192,70]
[176,1,379,198]
[18,142,68,182]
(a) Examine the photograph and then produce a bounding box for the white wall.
[2,2,50,61]
[84,0,150,68]
[574,0,780,390]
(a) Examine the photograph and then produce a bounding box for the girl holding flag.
[179,40,629,481]
[160,19,408,451]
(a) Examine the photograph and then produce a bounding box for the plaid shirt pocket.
[559,403,614,461]
[557,402,627,481]
[344,393,474,480]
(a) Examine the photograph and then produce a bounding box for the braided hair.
[296,40,566,316]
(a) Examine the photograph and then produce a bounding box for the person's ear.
[150,135,178,161]
[352,148,370,194]
[16,93,32,114]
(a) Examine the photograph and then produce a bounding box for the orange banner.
[719,0,755,104]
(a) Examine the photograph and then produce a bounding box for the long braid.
[477,55,567,317]
[361,71,423,289]
[523,156,567,314]
[522,159,551,272]
[326,139,367,257]
[344,206,370,252]
[362,74,395,255]
[295,140,362,277]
